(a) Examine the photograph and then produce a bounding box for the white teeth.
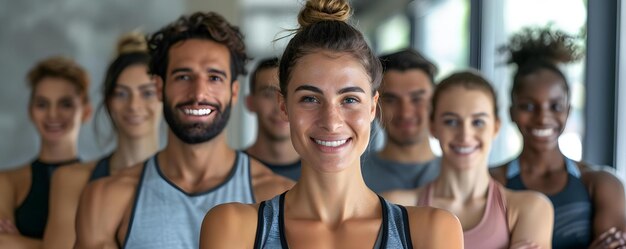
[532,128,554,137]
[314,139,348,147]
[453,146,476,154]
[183,109,212,116]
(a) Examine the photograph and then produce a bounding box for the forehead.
[289,52,371,93]
[33,77,81,98]
[435,87,494,114]
[254,67,279,87]
[517,69,567,99]
[167,39,231,76]
[117,64,151,83]
[381,69,432,92]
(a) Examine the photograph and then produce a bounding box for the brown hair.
[27,56,90,103]
[431,70,499,121]
[147,12,249,83]
[279,0,382,97]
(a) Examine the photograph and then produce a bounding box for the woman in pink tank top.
[384,70,554,249]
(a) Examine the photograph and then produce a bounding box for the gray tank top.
[123,151,255,249]
[254,192,413,249]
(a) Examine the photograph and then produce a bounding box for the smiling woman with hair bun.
[199,0,463,248]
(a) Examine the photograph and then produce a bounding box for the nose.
[319,103,343,132]
[458,121,474,143]
[46,105,58,119]
[128,92,142,112]
[536,105,552,125]
[191,76,212,102]
[397,99,415,120]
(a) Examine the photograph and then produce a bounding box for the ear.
[245,95,256,112]
[155,76,164,102]
[278,92,288,122]
[231,80,240,105]
[81,102,93,123]
[494,117,501,138]
[371,91,379,122]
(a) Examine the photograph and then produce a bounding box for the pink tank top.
[417,178,510,249]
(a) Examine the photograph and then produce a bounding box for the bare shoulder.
[0,164,30,185]
[200,203,260,249]
[489,163,509,185]
[249,158,294,202]
[579,162,624,189]
[381,188,419,206]
[52,161,97,188]
[505,188,552,209]
[404,206,463,249]
[504,188,553,221]
[75,163,144,247]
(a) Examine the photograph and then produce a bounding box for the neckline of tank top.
[33,157,80,167]
[506,157,580,178]
[277,192,390,249]
[151,151,245,197]
[244,151,300,169]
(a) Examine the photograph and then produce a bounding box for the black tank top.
[88,155,112,181]
[14,158,79,238]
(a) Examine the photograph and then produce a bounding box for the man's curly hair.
[147,12,249,83]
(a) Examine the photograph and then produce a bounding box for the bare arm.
[74,180,121,249]
[199,203,258,249]
[407,207,463,249]
[508,191,554,249]
[586,171,626,249]
[43,165,91,249]
[0,172,16,224]
[0,234,41,249]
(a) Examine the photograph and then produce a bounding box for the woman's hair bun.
[116,31,148,56]
[298,0,351,29]
[500,26,584,67]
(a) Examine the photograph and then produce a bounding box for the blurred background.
[0,0,623,175]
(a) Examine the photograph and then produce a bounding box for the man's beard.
[163,96,232,144]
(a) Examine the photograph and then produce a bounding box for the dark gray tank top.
[506,157,592,249]
[254,192,414,249]
[122,151,255,249]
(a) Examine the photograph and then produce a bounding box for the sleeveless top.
[88,154,111,181]
[361,152,441,193]
[254,192,414,249]
[418,178,510,249]
[122,151,255,249]
[261,160,301,181]
[14,158,80,238]
[245,152,302,181]
[506,157,592,249]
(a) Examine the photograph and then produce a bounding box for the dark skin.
[490,68,626,249]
